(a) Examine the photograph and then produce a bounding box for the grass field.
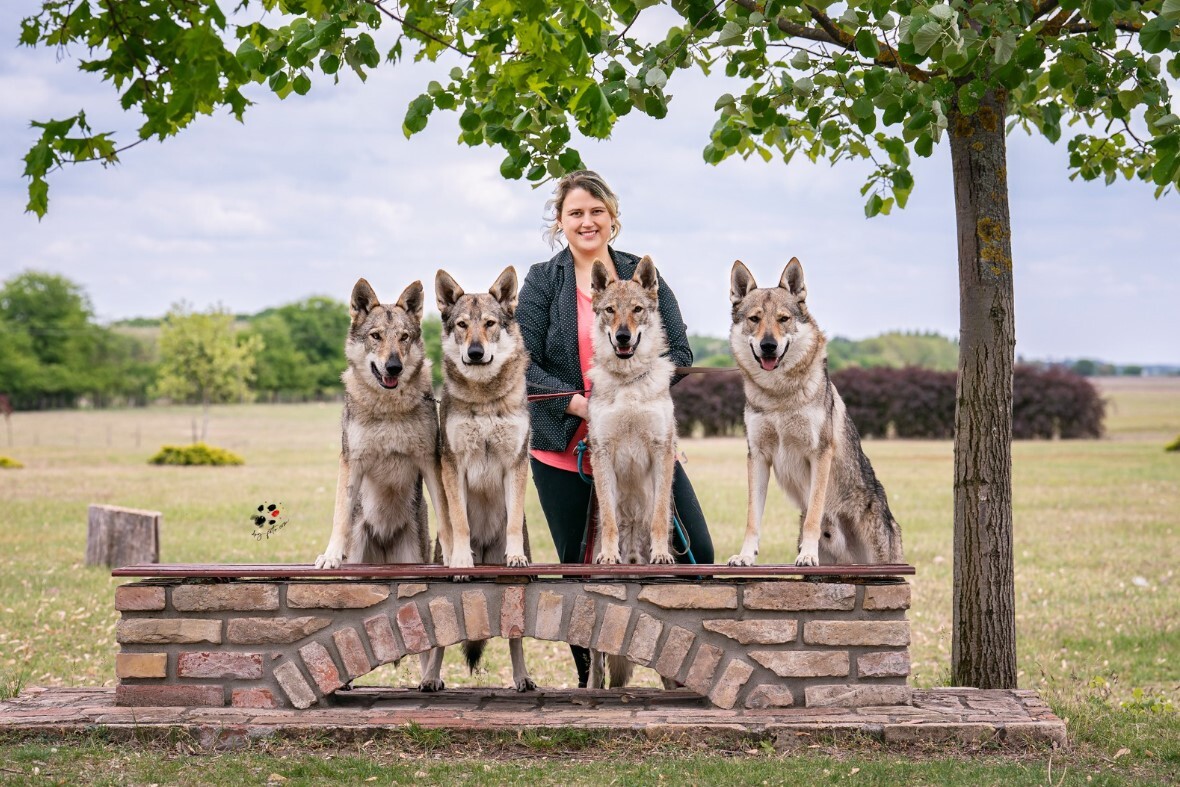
[0,377,1176,784]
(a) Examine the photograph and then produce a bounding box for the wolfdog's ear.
[396,281,424,321]
[590,259,612,294]
[351,278,380,323]
[635,255,660,295]
[730,261,757,305]
[435,270,464,318]
[489,266,518,317]
[780,257,806,299]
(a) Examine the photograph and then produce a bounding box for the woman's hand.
[566,393,589,421]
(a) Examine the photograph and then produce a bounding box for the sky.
[2,4,1177,365]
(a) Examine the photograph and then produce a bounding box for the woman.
[516,170,714,688]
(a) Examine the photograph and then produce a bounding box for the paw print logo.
[249,502,288,540]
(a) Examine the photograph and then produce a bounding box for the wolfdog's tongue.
[759,357,777,371]
[382,375,399,388]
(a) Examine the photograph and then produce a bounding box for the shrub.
[671,372,745,437]
[0,455,24,469]
[832,366,956,439]
[149,442,245,466]
[1166,435,1180,453]
[1012,365,1104,439]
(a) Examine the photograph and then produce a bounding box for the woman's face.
[559,187,613,260]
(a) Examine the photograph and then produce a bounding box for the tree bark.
[85,504,160,568]
[948,87,1018,689]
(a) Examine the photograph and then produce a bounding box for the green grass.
[0,377,1176,783]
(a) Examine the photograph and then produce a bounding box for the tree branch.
[730,0,933,82]
[1029,0,1060,25]
[366,0,470,58]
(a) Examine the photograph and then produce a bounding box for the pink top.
[530,287,595,475]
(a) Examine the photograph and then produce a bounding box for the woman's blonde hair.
[544,170,621,248]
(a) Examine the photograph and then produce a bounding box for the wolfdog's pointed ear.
[396,281,424,321]
[730,261,757,305]
[780,257,806,299]
[635,255,660,295]
[435,270,464,317]
[590,259,612,294]
[489,266,518,317]
[351,278,380,324]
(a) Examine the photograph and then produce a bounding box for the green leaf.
[865,193,884,218]
[558,149,582,171]
[913,22,943,56]
[1164,0,1180,19]
[993,31,1016,66]
[790,51,810,70]
[719,125,742,147]
[718,21,744,47]
[268,71,288,92]
[1155,114,1180,128]
[645,67,668,89]
[714,93,736,110]
[292,73,311,96]
[852,97,874,119]
[855,30,880,58]
[319,52,339,74]
[459,110,481,132]
[1140,18,1173,54]
[915,133,934,157]
[928,4,956,23]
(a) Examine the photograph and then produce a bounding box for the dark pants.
[530,458,714,686]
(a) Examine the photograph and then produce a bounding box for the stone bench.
[112,563,914,711]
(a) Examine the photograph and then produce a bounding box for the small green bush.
[0,455,24,469]
[149,442,245,466]
[1166,435,1180,452]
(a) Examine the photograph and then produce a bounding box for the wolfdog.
[427,265,535,692]
[314,277,449,690]
[727,259,903,567]
[586,255,678,689]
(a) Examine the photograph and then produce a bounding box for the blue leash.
[575,439,696,565]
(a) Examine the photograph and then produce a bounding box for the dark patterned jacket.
[518,246,693,452]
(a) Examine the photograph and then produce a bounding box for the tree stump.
[86,505,160,568]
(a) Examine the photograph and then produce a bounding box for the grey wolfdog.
[314,278,449,690]
[727,259,903,567]
[586,255,678,689]
[430,265,535,692]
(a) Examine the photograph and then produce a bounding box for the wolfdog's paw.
[505,554,530,568]
[514,676,537,692]
[727,553,755,567]
[794,550,819,567]
[314,552,343,570]
[418,678,445,692]
[593,551,620,565]
[649,550,676,565]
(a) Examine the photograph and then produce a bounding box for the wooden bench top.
[111,563,915,579]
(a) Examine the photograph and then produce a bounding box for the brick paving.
[0,686,1065,750]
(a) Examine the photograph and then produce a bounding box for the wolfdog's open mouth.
[752,342,789,372]
[370,362,400,389]
[612,334,640,359]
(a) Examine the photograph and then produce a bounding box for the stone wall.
[115,577,911,710]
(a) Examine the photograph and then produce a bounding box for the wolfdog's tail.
[463,639,486,673]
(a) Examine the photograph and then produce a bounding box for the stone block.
[684,643,723,695]
[627,613,663,666]
[397,602,432,653]
[114,586,165,611]
[862,584,911,611]
[858,651,911,678]
[115,653,167,679]
[299,642,344,694]
[638,585,737,610]
[232,688,279,709]
[177,652,263,679]
[333,628,373,680]
[804,621,910,647]
[743,582,855,611]
[273,661,317,709]
[805,685,912,708]
[428,598,462,647]
[882,722,996,745]
[749,650,849,678]
[745,685,795,709]
[653,626,695,679]
[702,619,798,645]
[461,591,492,641]
[397,583,428,599]
[583,584,627,600]
[533,591,564,641]
[287,583,389,609]
[500,586,525,638]
[363,615,404,665]
[116,619,221,645]
[594,603,631,656]
[227,617,330,645]
[567,596,597,648]
[115,684,223,707]
[708,659,755,710]
[172,584,279,612]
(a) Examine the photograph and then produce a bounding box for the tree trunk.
[948,87,1018,689]
[85,504,160,568]
[201,394,210,443]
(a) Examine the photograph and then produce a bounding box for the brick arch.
[114,577,913,711]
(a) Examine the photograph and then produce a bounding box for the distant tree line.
[672,366,1105,440]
